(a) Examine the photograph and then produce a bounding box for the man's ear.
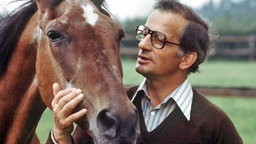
[179,52,197,70]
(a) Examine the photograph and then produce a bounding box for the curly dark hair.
[154,0,210,73]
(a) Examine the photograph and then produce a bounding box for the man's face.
[135,9,188,79]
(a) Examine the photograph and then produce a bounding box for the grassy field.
[36,59,256,143]
[122,59,256,88]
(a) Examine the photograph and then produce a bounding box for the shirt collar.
[131,78,147,102]
[132,78,193,121]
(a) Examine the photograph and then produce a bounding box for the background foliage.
[120,0,256,35]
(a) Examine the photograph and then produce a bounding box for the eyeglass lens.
[136,25,166,49]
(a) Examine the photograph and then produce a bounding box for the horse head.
[35,0,139,143]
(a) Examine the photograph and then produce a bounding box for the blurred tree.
[122,0,256,35]
[199,0,256,35]
[121,18,147,34]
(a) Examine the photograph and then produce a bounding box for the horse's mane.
[0,0,37,76]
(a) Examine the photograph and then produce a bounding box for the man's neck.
[145,75,187,107]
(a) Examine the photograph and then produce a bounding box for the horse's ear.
[91,0,104,9]
[91,0,111,17]
[36,0,62,12]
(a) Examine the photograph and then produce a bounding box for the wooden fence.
[211,35,256,60]
[193,86,256,97]
[120,35,256,60]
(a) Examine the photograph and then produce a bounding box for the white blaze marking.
[82,4,99,26]
[32,26,43,44]
[66,82,73,89]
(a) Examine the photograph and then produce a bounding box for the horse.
[0,0,140,143]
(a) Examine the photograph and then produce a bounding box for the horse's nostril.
[96,109,119,138]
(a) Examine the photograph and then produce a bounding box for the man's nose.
[138,34,153,50]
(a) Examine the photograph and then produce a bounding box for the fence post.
[248,36,256,60]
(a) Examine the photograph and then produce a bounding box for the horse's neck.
[5,80,46,143]
[0,12,46,143]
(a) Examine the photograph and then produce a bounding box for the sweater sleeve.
[45,130,75,144]
[46,131,55,144]
[215,116,243,144]
[192,90,243,144]
[46,127,93,144]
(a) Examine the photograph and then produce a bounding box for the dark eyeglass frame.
[135,24,180,49]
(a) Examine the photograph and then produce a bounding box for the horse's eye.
[47,30,65,43]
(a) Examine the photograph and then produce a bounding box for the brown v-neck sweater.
[127,86,243,144]
[47,85,243,144]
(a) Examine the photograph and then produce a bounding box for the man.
[48,0,243,143]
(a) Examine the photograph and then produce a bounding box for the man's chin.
[136,66,149,76]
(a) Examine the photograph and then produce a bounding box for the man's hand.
[51,83,87,143]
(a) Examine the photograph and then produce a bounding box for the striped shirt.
[131,78,193,132]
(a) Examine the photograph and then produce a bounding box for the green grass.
[36,59,256,143]
[122,59,256,88]
[36,108,53,143]
[189,60,256,88]
[208,96,256,144]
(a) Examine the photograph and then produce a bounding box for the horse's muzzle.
[96,108,140,143]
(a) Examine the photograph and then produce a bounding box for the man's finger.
[53,83,61,96]
[66,109,87,124]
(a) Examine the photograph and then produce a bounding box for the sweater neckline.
[133,91,187,137]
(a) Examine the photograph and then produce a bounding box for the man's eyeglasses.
[135,25,180,49]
